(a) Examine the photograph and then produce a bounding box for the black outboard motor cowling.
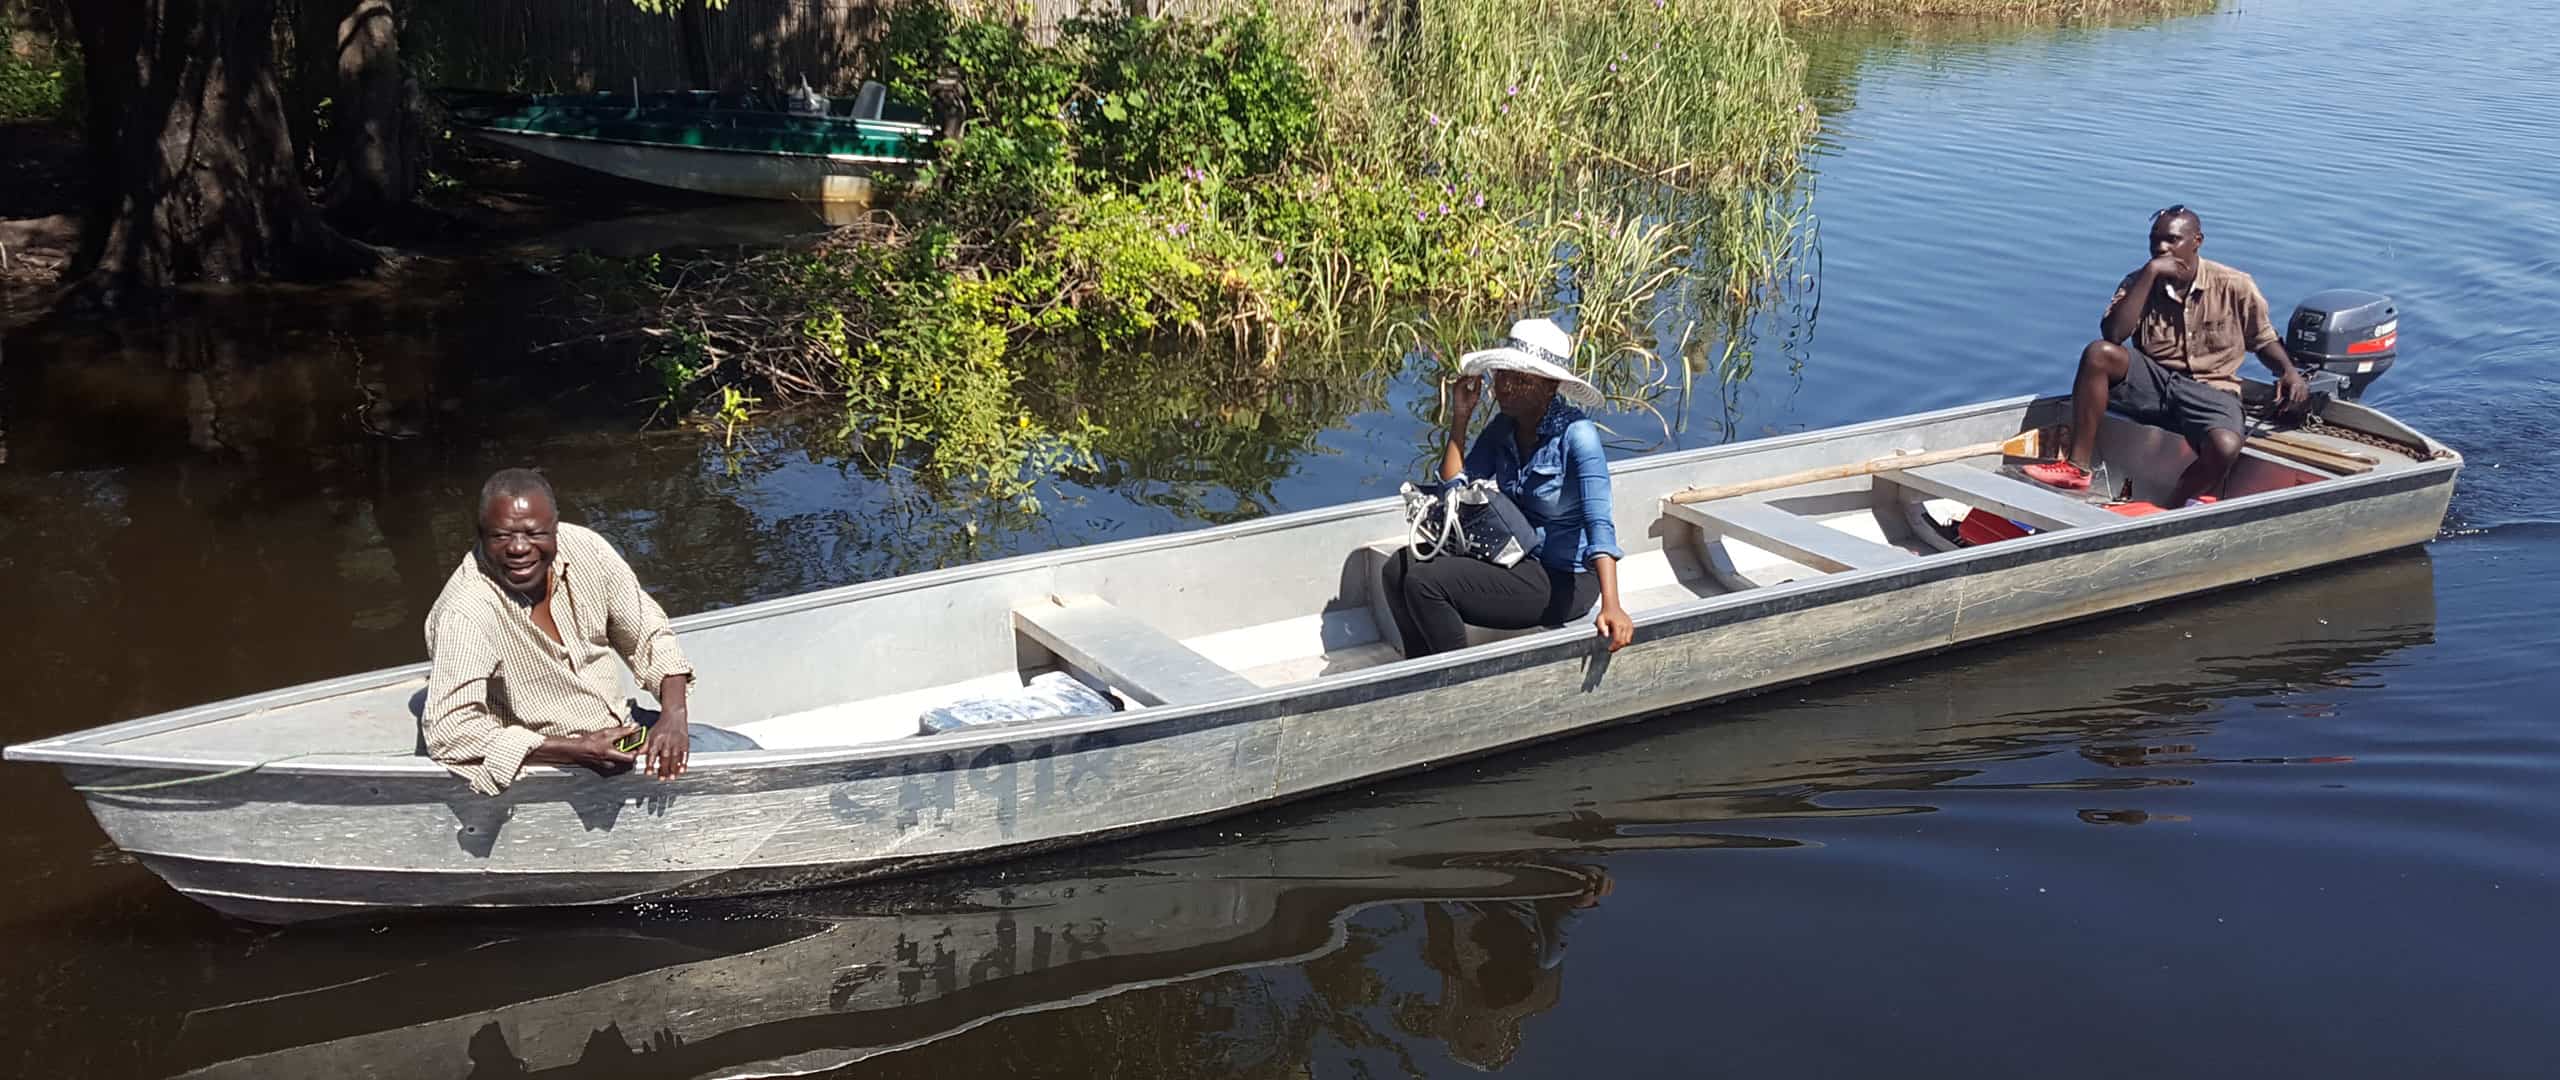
[2286,289,2398,399]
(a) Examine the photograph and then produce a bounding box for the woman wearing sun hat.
[1382,317,1635,658]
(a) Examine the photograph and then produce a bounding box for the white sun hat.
[1457,317,1607,410]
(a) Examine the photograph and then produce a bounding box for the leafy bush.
[0,17,78,125]
[584,0,1827,500]
[877,4,1078,225]
[1064,9,1319,184]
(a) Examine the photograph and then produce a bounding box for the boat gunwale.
[5,393,2461,779]
[465,125,928,166]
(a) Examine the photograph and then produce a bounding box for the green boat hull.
[445,90,938,204]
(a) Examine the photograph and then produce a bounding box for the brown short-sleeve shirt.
[2107,257,2282,395]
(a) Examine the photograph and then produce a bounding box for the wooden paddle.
[1668,427,2059,506]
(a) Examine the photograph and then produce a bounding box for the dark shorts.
[2109,351,2244,443]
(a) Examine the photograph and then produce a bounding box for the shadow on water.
[148,552,2435,1079]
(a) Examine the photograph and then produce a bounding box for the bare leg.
[2171,427,2245,506]
[2066,340,2132,469]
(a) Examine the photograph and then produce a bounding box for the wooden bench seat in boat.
[1884,462,2121,531]
[1014,596,1258,707]
[1661,498,1918,573]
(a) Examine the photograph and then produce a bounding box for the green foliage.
[1064,9,1319,183]
[878,4,1078,225]
[585,0,1831,500]
[0,13,79,125]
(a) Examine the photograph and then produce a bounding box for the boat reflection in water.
[167,553,2437,1078]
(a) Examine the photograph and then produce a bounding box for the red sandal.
[2021,460,2092,491]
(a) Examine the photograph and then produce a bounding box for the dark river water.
[5,1,2556,1075]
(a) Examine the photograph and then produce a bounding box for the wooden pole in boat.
[2243,436,2377,475]
[1667,427,2059,506]
[2254,429,2381,465]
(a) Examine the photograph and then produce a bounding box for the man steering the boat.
[421,468,756,795]
[2024,205,2309,506]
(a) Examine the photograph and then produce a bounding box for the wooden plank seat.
[1662,498,1918,573]
[1885,462,2121,531]
[1014,596,1258,707]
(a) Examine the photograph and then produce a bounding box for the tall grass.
[1378,0,1812,188]
[1292,0,1823,414]
[1780,0,2214,17]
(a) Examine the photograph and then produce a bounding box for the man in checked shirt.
[422,468,756,795]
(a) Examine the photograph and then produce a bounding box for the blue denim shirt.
[1462,398,1625,574]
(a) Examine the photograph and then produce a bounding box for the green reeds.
[1327,0,1821,423]
[1779,0,2214,17]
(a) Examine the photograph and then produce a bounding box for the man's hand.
[2274,367,2311,413]
[646,710,690,780]
[1449,374,1481,424]
[538,726,639,771]
[1594,603,1634,653]
[2143,252,2195,287]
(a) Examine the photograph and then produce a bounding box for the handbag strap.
[1406,482,1469,561]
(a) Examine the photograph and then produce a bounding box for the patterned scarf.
[1533,395,1587,444]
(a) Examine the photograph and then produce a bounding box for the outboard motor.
[2285,289,2398,400]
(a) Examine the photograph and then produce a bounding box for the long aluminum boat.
[4,392,2460,924]
[161,551,2439,1078]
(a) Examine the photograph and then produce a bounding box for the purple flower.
[1439,203,1451,216]
[1427,110,1443,127]
[1273,249,1286,266]
[1472,192,1485,208]
[1416,210,1430,223]
[1507,84,1519,97]
[1608,63,1618,73]
[1499,102,1510,115]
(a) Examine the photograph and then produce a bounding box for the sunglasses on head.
[2150,203,2189,222]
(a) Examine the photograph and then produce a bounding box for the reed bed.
[1308,0,1822,409]
[1780,0,2215,18]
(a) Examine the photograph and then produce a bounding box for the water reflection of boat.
[162,553,2435,1078]
[5,394,2459,923]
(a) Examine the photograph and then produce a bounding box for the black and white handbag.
[1400,477,1539,567]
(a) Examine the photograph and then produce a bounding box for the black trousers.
[1381,550,1600,658]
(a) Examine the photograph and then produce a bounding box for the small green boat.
[442,84,940,204]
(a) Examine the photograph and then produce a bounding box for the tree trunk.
[61,0,382,309]
[676,0,713,91]
[314,0,425,225]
